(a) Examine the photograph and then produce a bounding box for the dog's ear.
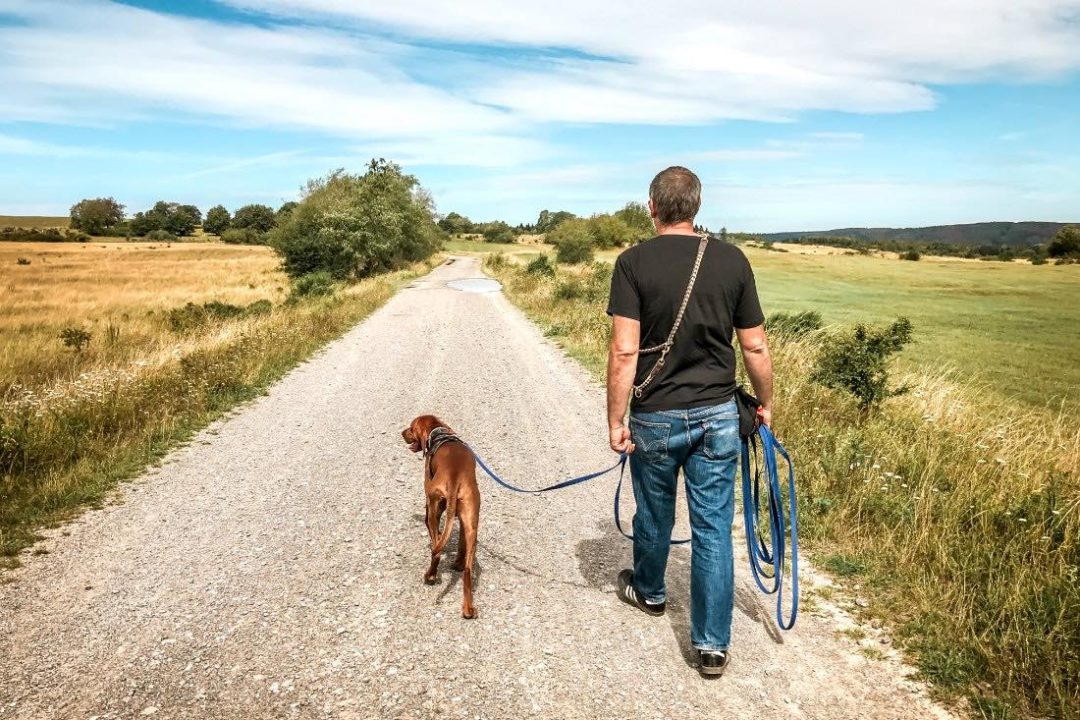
[413,417,430,454]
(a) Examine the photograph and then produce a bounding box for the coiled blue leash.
[741,424,799,630]
[466,424,799,629]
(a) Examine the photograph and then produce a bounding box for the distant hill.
[0,216,69,230]
[760,221,1074,247]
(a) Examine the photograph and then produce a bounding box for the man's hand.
[756,405,772,429]
[609,424,635,455]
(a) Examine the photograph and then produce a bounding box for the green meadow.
[744,248,1079,414]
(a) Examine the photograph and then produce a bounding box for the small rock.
[141,708,158,716]
[854,598,869,608]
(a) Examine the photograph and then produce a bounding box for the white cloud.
[0,0,542,166]
[223,0,1080,123]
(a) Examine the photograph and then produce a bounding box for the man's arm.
[735,324,774,427]
[606,315,640,453]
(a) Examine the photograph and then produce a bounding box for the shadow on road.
[575,517,783,669]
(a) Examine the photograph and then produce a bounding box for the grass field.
[0,241,433,563]
[484,251,1079,720]
[0,216,69,229]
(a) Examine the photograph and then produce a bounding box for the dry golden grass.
[1,241,287,392]
[1,241,435,565]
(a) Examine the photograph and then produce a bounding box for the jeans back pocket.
[629,416,671,461]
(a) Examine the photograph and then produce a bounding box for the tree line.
[68,197,299,244]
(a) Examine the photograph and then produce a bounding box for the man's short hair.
[649,166,701,226]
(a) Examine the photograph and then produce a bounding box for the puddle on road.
[447,278,502,293]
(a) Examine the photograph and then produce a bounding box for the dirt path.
[0,257,954,720]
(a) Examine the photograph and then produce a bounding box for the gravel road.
[0,257,955,720]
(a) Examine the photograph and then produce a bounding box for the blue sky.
[1,0,1078,232]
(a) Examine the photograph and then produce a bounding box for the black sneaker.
[616,569,665,616]
[698,649,729,677]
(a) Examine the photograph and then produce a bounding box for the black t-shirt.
[606,234,765,413]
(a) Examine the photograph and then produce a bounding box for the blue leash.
[466,425,799,629]
[741,425,799,630]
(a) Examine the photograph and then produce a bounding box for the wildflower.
[872,464,881,470]
[1018,518,1028,523]
[995,458,1006,465]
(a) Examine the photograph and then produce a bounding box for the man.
[605,166,773,677]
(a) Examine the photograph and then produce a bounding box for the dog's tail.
[431,490,459,556]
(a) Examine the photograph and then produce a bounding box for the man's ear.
[647,198,658,219]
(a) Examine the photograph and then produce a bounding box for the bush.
[812,317,914,411]
[548,218,595,264]
[16,258,30,265]
[144,229,177,242]
[59,327,91,352]
[1047,224,1080,259]
[167,301,248,332]
[203,205,231,235]
[587,213,635,249]
[1,228,87,243]
[766,310,824,338]
[613,202,654,244]
[481,221,517,244]
[269,160,441,280]
[901,250,921,261]
[129,201,199,237]
[525,254,556,278]
[485,252,508,270]
[290,271,336,299]
[220,228,264,245]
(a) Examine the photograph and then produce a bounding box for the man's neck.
[655,221,698,236]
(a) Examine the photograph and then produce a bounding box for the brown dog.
[401,415,480,619]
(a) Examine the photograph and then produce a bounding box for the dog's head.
[401,414,450,454]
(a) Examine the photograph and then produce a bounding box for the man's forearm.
[607,348,638,428]
[742,346,774,409]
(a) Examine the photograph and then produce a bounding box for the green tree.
[1047,225,1080,258]
[69,197,125,236]
[276,201,299,222]
[167,204,201,236]
[614,201,653,243]
[203,205,231,235]
[232,204,277,233]
[536,209,576,234]
[269,160,441,280]
[587,213,634,248]
[438,212,475,235]
[548,218,594,264]
[481,220,516,244]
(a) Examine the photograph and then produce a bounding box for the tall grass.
[486,255,1079,720]
[0,241,435,563]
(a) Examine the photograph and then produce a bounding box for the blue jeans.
[628,400,740,652]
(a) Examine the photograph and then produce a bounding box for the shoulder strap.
[632,235,708,398]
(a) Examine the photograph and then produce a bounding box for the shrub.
[536,209,576,233]
[232,204,277,234]
[485,252,508,270]
[290,271,337,299]
[1047,224,1080,259]
[525,254,556,278]
[613,202,654,244]
[16,257,30,265]
[481,221,517,244]
[167,301,246,332]
[812,317,914,411]
[220,228,263,245]
[59,327,91,352]
[269,160,440,280]
[901,250,921,261]
[203,205,231,235]
[1,228,87,243]
[245,299,273,316]
[548,218,595,264]
[766,310,823,338]
[130,201,199,237]
[144,229,177,242]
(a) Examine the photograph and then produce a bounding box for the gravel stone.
[0,257,955,720]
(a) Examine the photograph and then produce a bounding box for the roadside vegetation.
[0,160,442,566]
[484,253,1079,720]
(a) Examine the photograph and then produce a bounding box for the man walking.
[605,166,773,676]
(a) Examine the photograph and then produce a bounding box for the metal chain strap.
[632,234,709,398]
